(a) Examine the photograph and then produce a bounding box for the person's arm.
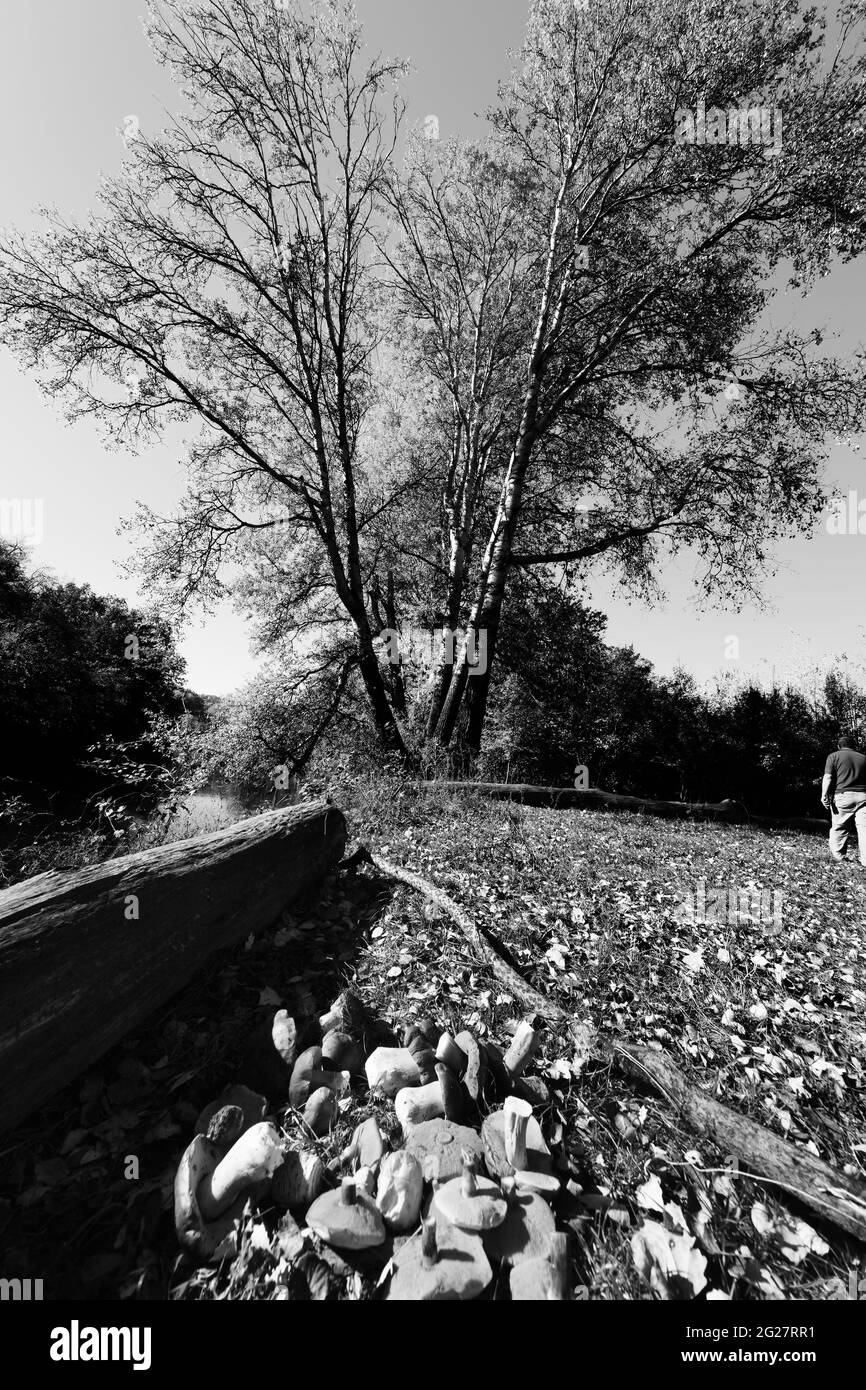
[821,772,834,810]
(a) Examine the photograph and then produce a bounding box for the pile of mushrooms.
[173,994,574,1299]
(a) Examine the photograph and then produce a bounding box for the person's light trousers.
[829,791,866,864]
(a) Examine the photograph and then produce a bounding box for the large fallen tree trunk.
[0,802,346,1136]
[366,848,866,1243]
[420,781,828,835]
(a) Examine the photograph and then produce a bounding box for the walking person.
[821,735,866,865]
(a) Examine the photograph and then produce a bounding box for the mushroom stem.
[503,1020,541,1078]
[460,1155,478,1198]
[421,1217,438,1269]
[504,1096,532,1170]
[545,1233,569,1301]
[341,1176,357,1207]
[197,1122,283,1221]
[435,1032,468,1075]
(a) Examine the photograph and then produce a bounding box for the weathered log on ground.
[0,802,346,1136]
[615,1044,866,1244]
[365,848,866,1242]
[420,781,828,835]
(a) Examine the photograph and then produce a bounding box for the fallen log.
[616,1044,866,1245]
[420,781,829,835]
[364,848,866,1243]
[0,802,346,1136]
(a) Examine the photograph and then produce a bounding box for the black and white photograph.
[0,0,865,1360]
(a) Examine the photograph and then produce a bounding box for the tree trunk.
[0,802,346,1136]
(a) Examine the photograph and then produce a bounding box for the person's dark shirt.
[824,748,866,793]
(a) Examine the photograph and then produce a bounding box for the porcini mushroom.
[321,1029,365,1076]
[203,1104,245,1158]
[318,989,368,1037]
[386,1214,493,1301]
[174,1134,244,1263]
[454,1030,487,1108]
[509,1233,570,1300]
[482,1104,552,1181]
[272,1148,325,1211]
[338,1117,385,1172]
[432,1152,507,1232]
[376,1150,424,1232]
[303,1085,338,1136]
[503,1018,542,1078]
[364,1046,421,1097]
[435,1062,465,1123]
[407,1033,438,1085]
[195,1084,267,1142]
[435,1032,467,1075]
[395,1079,445,1132]
[306,1176,386,1250]
[289,1046,349,1109]
[197,1120,284,1221]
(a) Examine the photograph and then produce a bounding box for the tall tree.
[416,0,866,752]
[0,0,411,759]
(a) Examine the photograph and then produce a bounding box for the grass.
[2,776,864,1300]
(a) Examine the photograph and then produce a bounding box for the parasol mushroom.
[483,1178,556,1266]
[432,1152,507,1232]
[306,1176,386,1250]
[404,1118,486,1184]
[386,1214,493,1301]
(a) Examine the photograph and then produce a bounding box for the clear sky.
[1,1,864,695]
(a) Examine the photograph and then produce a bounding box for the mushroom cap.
[364,1046,422,1097]
[376,1150,424,1233]
[272,1148,324,1212]
[386,1215,492,1301]
[483,1187,556,1266]
[174,1134,243,1263]
[306,1183,387,1250]
[509,1250,567,1300]
[404,1119,486,1183]
[272,1010,298,1067]
[322,1029,365,1075]
[433,1172,507,1232]
[303,1085,338,1137]
[342,1117,386,1171]
[195,1084,267,1141]
[513,1169,561,1200]
[289,1045,324,1108]
[482,1107,552,1179]
[395,1079,445,1134]
[204,1104,245,1157]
